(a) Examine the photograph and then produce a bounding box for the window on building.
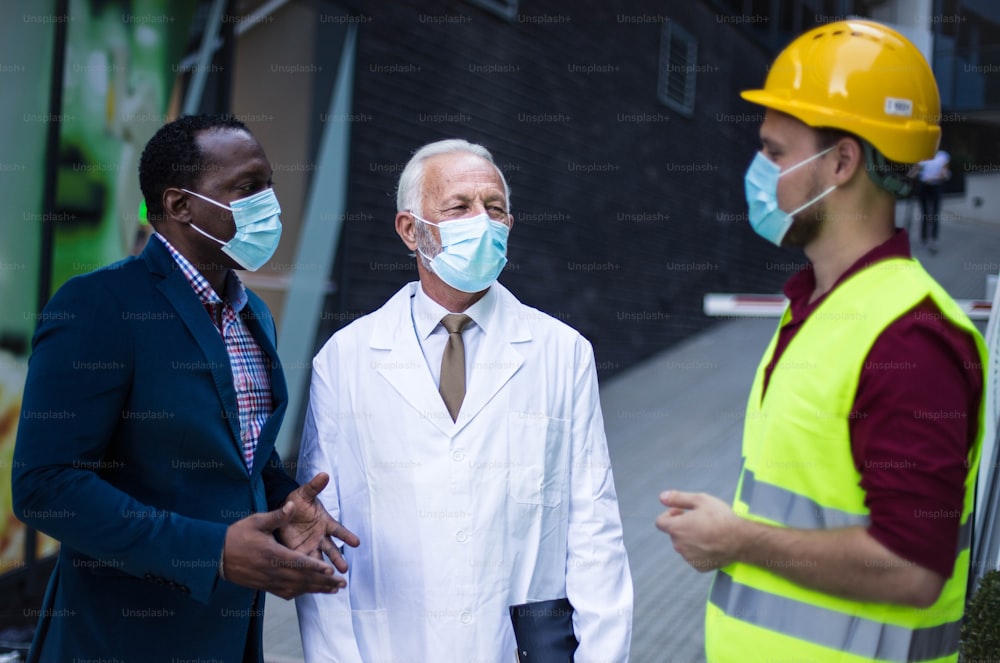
[658,20,698,117]
[466,0,518,22]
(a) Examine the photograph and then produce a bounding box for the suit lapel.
[145,240,243,458]
[454,284,527,431]
[370,283,530,437]
[370,284,455,437]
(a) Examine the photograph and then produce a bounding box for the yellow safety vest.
[705,258,986,663]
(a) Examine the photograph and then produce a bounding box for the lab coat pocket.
[508,412,569,507]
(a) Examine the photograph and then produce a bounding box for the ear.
[395,210,418,251]
[505,213,514,232]
[831,137,864,185]
[162,188,192,226]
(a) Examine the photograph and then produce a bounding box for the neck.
[803,202,895,302]
[417,266,487,312]
[156,229,231,296]
[200,267,230,297]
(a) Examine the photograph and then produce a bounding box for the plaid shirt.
[155,234,273,471]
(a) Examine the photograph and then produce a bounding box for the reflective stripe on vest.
[709,571,961,662]
[741,468,973,554]
[741,468,870,529]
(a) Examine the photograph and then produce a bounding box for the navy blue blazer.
[12,237,299,662]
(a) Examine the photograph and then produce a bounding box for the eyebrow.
[439,191,507,207]
[226,163,273,184]
[759,136,782,151]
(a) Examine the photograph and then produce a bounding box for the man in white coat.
[295,139,633,662]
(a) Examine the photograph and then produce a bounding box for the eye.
[238,178,273,194]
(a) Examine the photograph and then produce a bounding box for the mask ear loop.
[786,184,837,218]
[779,145,835,177]
[776,146,837,218]
[188,223,227,246]
[181,190,232,245]
[407,211,441,268]
[182,188,234,211]
[409,211,439,227]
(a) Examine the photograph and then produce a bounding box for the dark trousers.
[920,183,942,242]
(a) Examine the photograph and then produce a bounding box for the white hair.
[395,138,511,213]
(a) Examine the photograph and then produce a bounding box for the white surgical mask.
[412,212,509,293]
[183,188,282,271]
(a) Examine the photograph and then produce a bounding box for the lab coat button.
[456,530,468,543]
[451,449,465,462]
[460,610,472,624]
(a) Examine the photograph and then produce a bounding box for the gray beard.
[414,219,441,271]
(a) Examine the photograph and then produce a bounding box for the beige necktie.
[439,314,472,422]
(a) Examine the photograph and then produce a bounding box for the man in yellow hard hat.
[656,20,986,663]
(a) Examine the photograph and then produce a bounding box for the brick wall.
[319,0,799,377]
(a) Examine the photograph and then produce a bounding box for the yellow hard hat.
[741,19,940,164]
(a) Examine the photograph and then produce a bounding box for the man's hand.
[656,490,949,606]
[655,490,746,572]
[278,472,361,574]
[223,503,346,600]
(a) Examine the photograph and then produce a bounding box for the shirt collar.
[154,232,248,312]
[412,281,497,339]
[783,228,912,322]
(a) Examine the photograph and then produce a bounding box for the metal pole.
[182,0,227,116]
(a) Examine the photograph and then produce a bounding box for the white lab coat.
[296,282,633,662]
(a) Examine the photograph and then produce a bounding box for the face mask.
[182,187,282,271]
[412,212,509,293]
[744,147,836,246]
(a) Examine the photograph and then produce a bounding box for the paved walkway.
[263,200,1000,662]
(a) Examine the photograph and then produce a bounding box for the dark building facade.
[319,0,801,378]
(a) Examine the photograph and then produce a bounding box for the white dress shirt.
[411,281,495,392]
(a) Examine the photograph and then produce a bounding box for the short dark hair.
[815,127,852,152]
[138,114,250,224]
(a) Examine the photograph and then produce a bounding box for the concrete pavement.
[263,198,1000,662]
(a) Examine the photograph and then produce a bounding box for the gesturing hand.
[223,503,346,600]
[277,472,361,574]
[655,490,746,572]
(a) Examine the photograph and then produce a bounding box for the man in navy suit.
[12,114,358,662]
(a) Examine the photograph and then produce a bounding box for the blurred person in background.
[917,148,951,253]
[656,21,985,663]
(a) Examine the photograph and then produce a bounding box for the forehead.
[422,152,505,200]
[194,128,269,178]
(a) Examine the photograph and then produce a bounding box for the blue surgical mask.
[744,147,836,246]
[183,187,282,271]
[412,211,509,293]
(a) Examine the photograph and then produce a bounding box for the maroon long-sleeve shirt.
[763,230,982,578]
